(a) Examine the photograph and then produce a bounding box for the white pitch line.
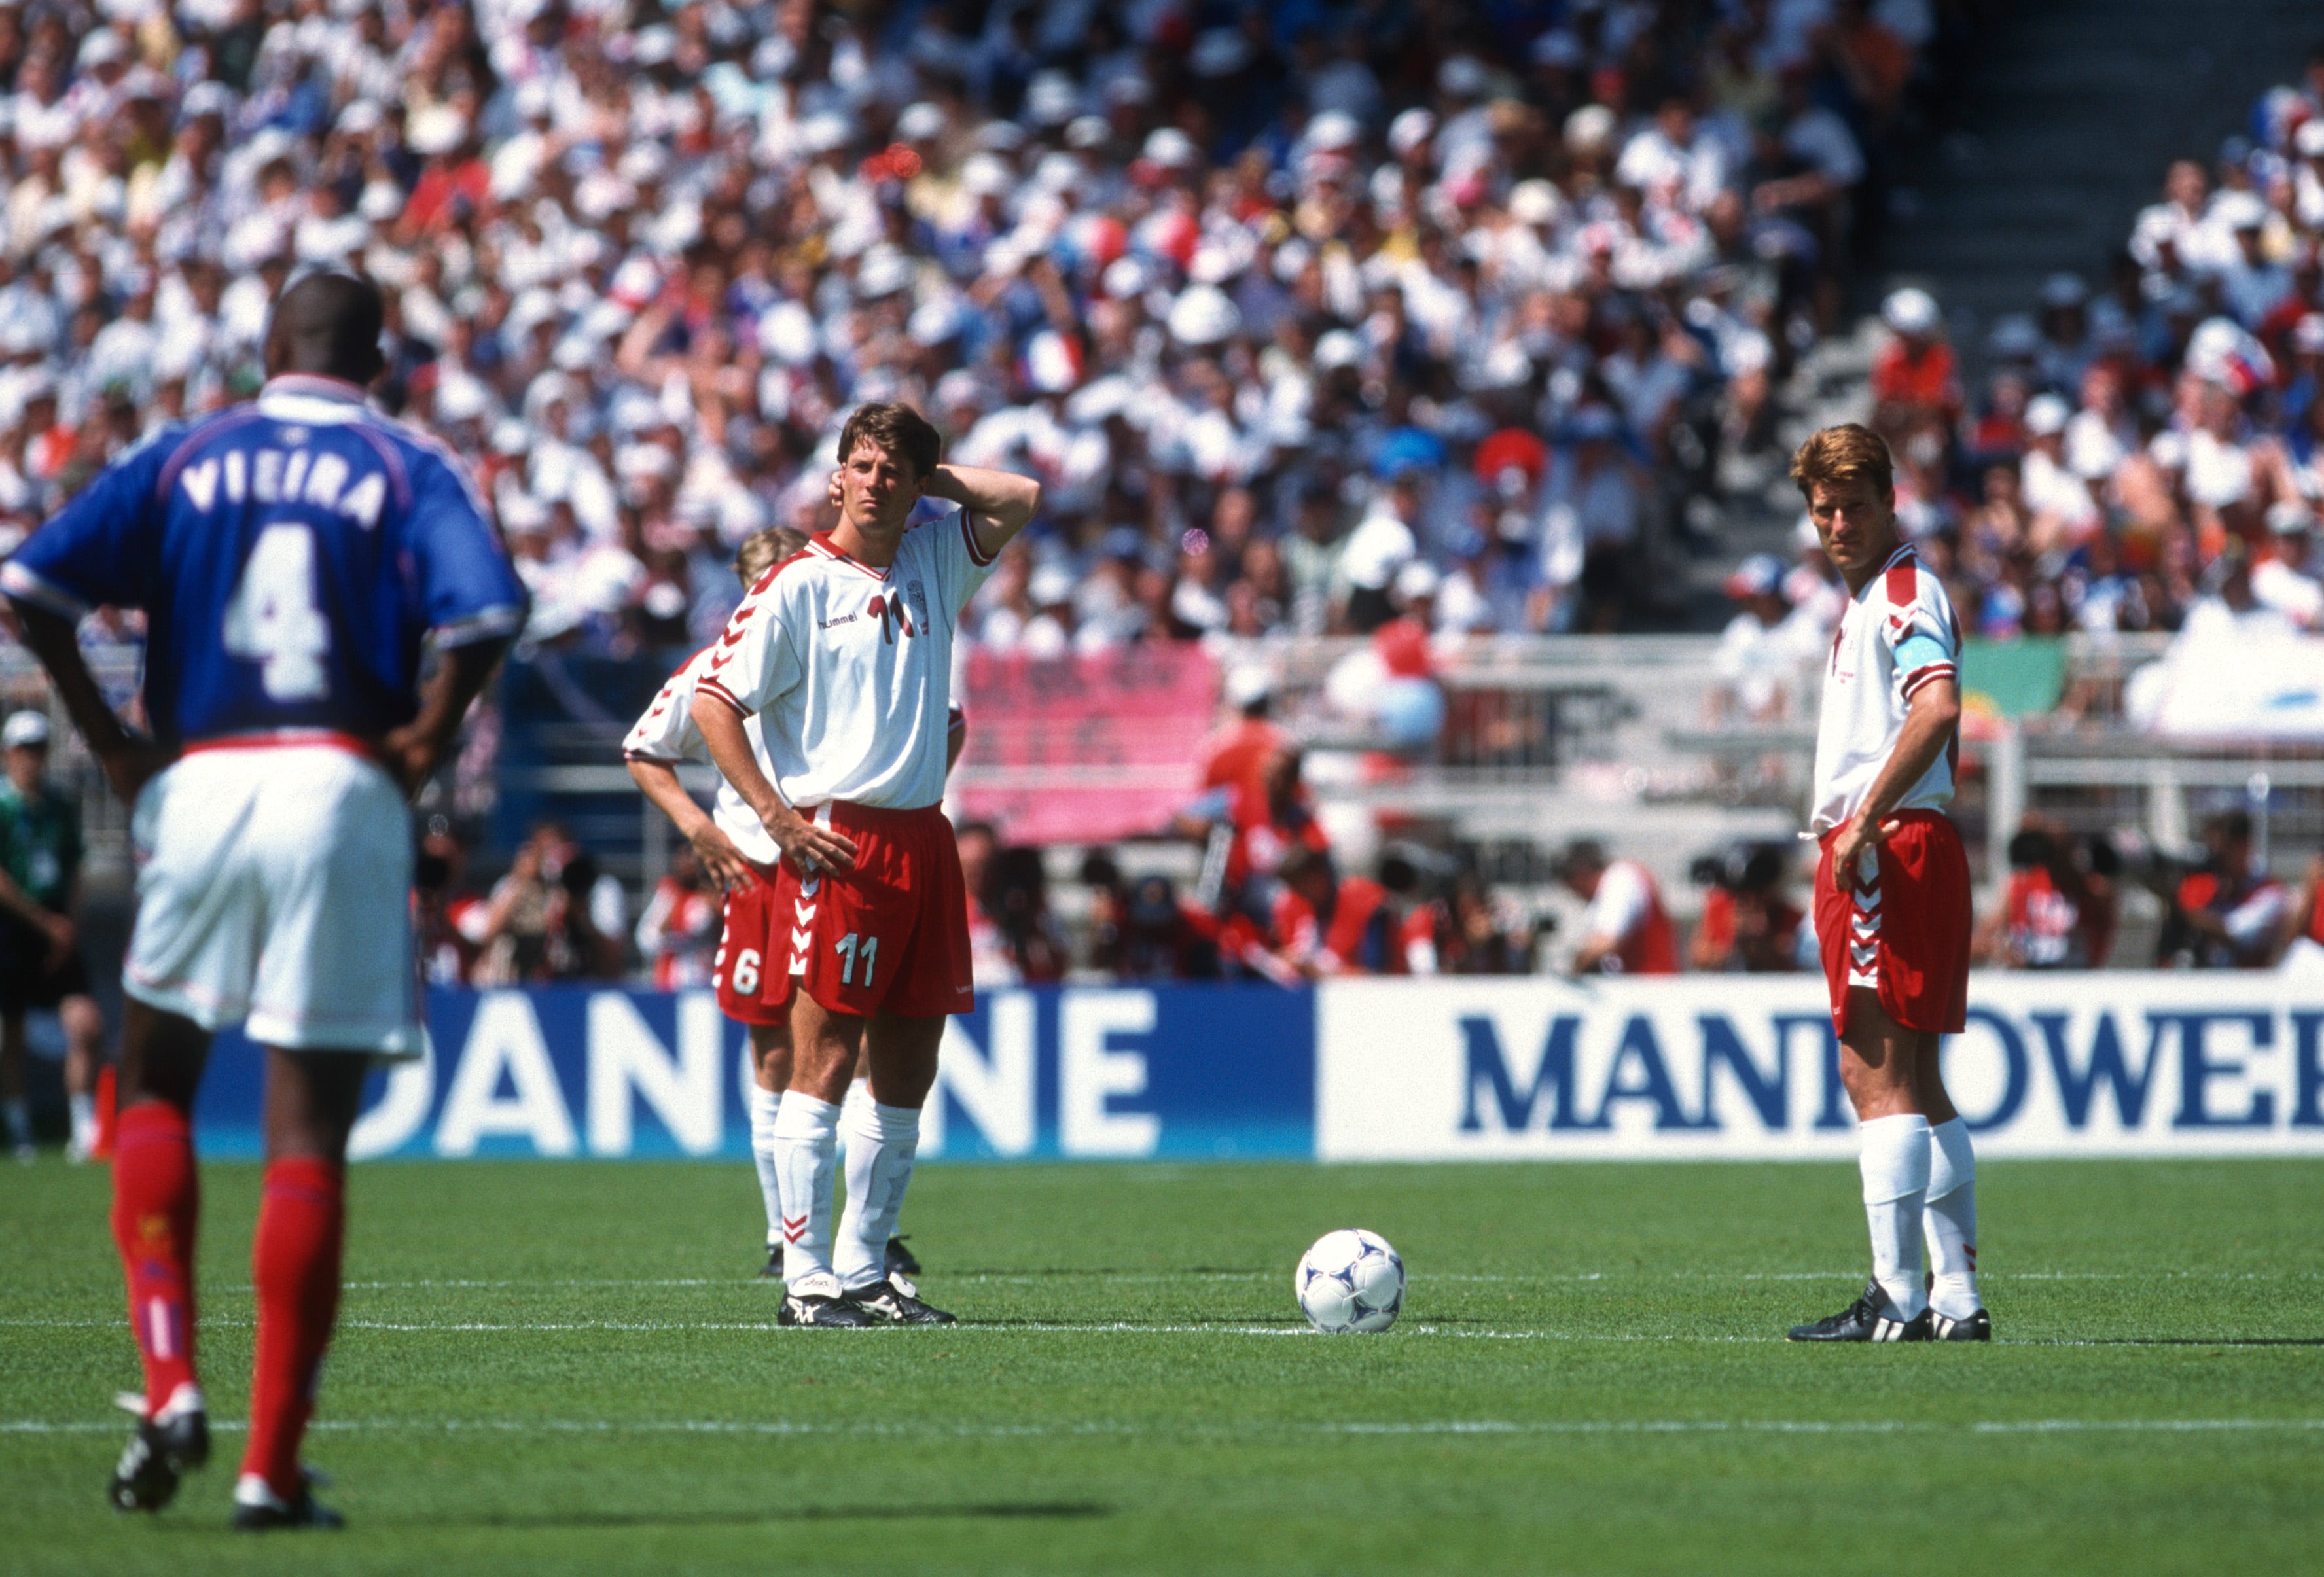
[86,1267,2309,1299]
[3,1416,2320,1441]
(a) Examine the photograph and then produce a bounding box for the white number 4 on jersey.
[223,523,331,701]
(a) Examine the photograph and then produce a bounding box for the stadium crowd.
[1848,43,2324,658]
[0,0,1973,657]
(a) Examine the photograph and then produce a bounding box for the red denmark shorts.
[776,802,974,1019]
[713,861,794,1027]
[1814,808,1971,1038]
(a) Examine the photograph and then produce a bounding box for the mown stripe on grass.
[5,1417,2322,1439]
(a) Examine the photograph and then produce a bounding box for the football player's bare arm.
[6,601,169,802]
[1827,677,1959,897]
[625,756,754,894]
[382,637,512,795]
[924,462,1041,559]
[688,691,859,874]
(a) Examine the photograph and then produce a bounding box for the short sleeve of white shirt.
[622,656,701,762]
[1583,861,1652,946]
[698,578,806,717]
[1876,562,1960,704]
[927,506,1002,615]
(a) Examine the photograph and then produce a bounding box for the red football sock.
[240,1156,346,1498]
[109,1101,200,1416]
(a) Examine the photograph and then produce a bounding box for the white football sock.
[836,1077,902,1238]
[2,1097,28,1147]
[770,1093,840,1288]
[68,1092,95,1148]
[1925,1117,1981,1320]
[834,1100,921,1291]
[1859,1113,1930,1320]
[747,1084,783,1248]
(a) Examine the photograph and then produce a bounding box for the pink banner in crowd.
[951,645,1220,845]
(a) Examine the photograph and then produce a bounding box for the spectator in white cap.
[1713,552,1824,722]
[2215,191,2292,327]
[0,708,107,1162]
[1200,665,1289,794]
[1871,285,1958,431]
[2020,392,2101,549]
[2253,501,2324,629]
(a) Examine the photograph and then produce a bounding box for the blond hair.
[1789,423,1895,502]
[734,526,809,588]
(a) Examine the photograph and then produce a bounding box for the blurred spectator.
[412,821,484,987]
[635,845,721,990]
[469,822,622,985]
[957,820,1017,987]
[1271,845,1397,978]
[1553,837,1679,976]
[1176,743,1330,919]
[2156,809,2288,969]
[1686,841,1806,973]
[1711,552,1824,722]
[1198,666,1289,792]
[1084,856,1225,982]
[2251,500,2324,628]
[0,0,1969,656]
[1870,287,1959,434]
[1397,869,1530,976]
[982,843,1069,985]
[1973,819,2115,969]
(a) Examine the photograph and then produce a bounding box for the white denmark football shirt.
[698,514,996,810]
[1808,543,1960,833]
[622,645,783,866]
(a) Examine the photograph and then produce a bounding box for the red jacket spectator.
[1554,840,1679,976]
[1273,849,1399,976]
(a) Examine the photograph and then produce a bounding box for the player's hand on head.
[827,469,844,510]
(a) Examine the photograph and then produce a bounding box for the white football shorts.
[124,742,421,1058]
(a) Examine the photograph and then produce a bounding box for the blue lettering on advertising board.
[189,985,1315,1161]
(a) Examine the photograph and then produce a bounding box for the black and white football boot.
[777,1270,880,1327]
[757,1241,784,1279]
[1786,1279,1933,1342]
[231,1471,345,1531]
[884,1235,921,1277]
[109,1385,209,1512]
[1929,1306,1992,1341]
[844,1273,956,1326]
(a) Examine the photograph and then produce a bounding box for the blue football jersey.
[0,375,526,750]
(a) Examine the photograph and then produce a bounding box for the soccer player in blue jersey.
[1,273,526,1529]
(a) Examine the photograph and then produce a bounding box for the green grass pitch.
[3,1156,2319,1574]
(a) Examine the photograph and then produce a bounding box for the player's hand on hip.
[378,723,449,798]
[688,824,756,893]
[766,804,859,877]
[39,913,73,970]
[1831,815,1899,896]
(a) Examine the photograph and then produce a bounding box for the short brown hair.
[1789,423,1894,501]
[734,525,808,588]
[836,401,942,480]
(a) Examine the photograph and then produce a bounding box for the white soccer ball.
[1295,1228,1406,1334]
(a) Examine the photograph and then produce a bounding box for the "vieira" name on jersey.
[176,445,389,529]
